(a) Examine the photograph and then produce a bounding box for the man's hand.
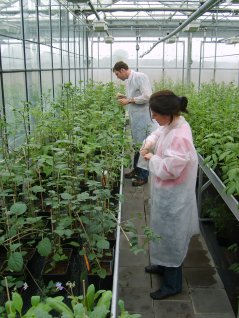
[118,97,130,106]
[116,93,126,99]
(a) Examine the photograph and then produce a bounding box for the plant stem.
[109,211,132,247]
[4,276,12,313]
[24,264,43,294]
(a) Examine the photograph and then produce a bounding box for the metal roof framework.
[1,1,239,37]
[71,0,239,32]
[64,0,239,53]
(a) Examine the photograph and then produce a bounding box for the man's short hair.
[113,61,129,72]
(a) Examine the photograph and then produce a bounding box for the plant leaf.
[8,252,23,272]
[12,292,23,315]
[31,295,41,307]
[31,185,45,193]
[10,202,27,215]
[89,305,109,318]
[96,239,109,250]
[96,290,112,310]
[85,284,95,311]
[37,237,52,257]
[60,192,73,200]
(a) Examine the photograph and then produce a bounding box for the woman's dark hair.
[149,90,188,123]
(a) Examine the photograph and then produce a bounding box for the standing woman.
[140,90,199,300]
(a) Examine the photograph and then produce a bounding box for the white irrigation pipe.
[110,144,125,317]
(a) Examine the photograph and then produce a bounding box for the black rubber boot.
[145,264,165,275]
[150,266,182,300]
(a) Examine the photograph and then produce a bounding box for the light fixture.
[165,36,177,44]
[104,35,114,44]
[183,21,201,32]
[93,20,108,32]
[224,37,239,44]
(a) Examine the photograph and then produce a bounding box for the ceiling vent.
[183,21,201,32]
[104,35,114,43]
[93,20,108,32]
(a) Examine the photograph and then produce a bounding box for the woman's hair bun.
[179,96,188,113]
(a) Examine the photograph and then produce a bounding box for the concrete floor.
[118,172,236,318]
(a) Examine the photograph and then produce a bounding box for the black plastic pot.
[41,248,74,285]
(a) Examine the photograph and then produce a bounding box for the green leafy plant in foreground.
[2,282,141,318]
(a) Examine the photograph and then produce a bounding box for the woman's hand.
[140,148,149,156]
[140,141,153,156]
[143,153,153,160]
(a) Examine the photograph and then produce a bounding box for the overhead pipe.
[81,6,239,14]
[4,4,239,16]
[140,0,221,57]
[87,0,101,20]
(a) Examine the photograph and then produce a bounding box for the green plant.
[0,80,142,281]
[2,282,141,318]
[228,243,239,274]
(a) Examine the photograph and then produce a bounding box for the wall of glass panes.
[0,0,88,137]
[89,35,239,89]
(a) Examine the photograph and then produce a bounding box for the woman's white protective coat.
[146,116,199,267]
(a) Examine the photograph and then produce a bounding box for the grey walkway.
[118,171,236,318]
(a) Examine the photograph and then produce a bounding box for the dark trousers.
[133,151,149,181]
[161,265,182,294]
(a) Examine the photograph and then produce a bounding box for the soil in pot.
[107,231,117,248]
[88,260,113,291]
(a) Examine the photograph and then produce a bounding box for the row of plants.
[154,80,239,199]
[0,81,137,296]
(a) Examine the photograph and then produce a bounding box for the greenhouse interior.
[0,0,239,317]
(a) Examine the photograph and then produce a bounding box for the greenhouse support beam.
[197,154,239,222]
[186,32,192,86]
[140,0,221,58]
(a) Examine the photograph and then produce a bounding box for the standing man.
[113,61,157,186]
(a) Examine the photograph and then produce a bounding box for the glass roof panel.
[1,0,239,37]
